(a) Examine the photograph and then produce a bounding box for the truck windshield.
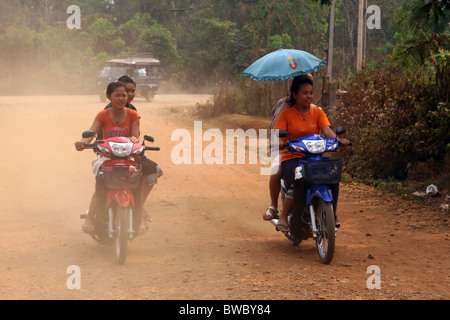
[99,66,127,78]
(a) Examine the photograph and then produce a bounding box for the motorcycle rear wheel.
[114,206,129,265]
[314,199,335,264]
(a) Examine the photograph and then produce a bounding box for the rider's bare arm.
[130,118,140,143]
[321,126,351,146]
[74,120,102,151]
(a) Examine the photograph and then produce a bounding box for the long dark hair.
[289,76,313,106]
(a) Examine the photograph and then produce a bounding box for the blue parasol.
[240,48,327,81]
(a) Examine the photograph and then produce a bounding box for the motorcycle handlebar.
[83,144,160,152]
[83,143,97,149]
[79,140,160,152]
[280,141,353,151]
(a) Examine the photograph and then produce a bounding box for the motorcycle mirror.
[144,135,155,142]
[82,130,96,139]
[336,126,346,136]
[277,130,289,138]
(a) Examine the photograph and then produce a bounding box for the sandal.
[137,223,148,235]
[263,206,279,220]
[276,223,290,233]
[335,216,341,229]
[144,212,151,222]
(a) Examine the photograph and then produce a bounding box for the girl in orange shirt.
[273,77,350,232]
[75,81,162,234]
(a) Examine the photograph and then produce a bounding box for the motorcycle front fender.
[306,184,333,205]
[106,189,136,208]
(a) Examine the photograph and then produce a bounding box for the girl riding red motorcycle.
[74,80,162,237]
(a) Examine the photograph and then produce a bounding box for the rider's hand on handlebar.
[337,137,351,147]
[75,141,85,151]
[130,136,139,143]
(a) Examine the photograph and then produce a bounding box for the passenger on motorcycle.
[264,74,317,221]
[97,75,137,141]
[272,77,350,233]
[74,80,162,234]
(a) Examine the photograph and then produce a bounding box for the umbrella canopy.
[240,48,326,81]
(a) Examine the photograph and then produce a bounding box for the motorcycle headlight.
[108,142,133,157]
[303,139,326,153]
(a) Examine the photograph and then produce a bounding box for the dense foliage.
[0,0,448,188]
[335,0,449,189]
[0,0,405,94]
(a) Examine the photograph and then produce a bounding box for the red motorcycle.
[79,130,159,264]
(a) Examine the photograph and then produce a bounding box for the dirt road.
[0,94,448,301]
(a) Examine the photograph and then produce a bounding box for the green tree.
[117,13,179,77]
[182,16,238,86]
[139,24,181,77]
[336,0,449,183]
[119,13,158,49]
[393,0,449,102]
[229,26,259,74]
[394,0,450,66]
[88,17,124,55]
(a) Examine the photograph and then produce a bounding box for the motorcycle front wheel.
[314,199,335,264]
[114,205,129,265]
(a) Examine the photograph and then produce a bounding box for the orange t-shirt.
[95,108,140,139]
[274,105,331,163]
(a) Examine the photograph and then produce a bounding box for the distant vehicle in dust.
[97,54,160,102]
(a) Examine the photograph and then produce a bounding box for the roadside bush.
[195,82,242,118]
[336,67,449,189]
[195,78,296,118]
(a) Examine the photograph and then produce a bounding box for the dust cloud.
[0,95,448,300]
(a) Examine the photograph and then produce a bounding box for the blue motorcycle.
[271,127,348,264]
